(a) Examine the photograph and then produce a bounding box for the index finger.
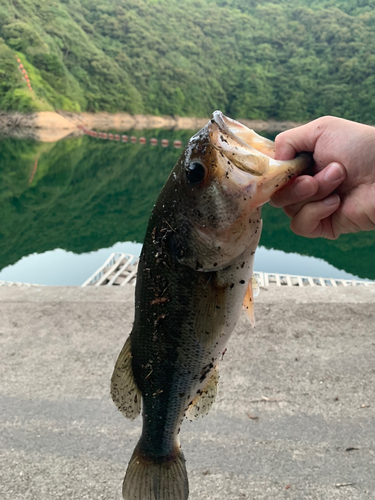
[270,162,345,210]
[270,175,318,208]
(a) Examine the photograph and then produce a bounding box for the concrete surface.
[0,285,374,500]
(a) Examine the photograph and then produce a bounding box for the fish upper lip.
[210,110,272,160]
[211,110,227,131]
[210,110,246,148]
[208,111,271,177]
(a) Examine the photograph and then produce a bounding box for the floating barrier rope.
[12,58,182,148]
[15,55,33,92]
[78,125,183,148]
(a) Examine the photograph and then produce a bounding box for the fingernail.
[295,178,314,196]
[323,194,340,206]
[324,163,344,183]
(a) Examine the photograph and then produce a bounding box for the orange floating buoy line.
[79,126,184,149]
[15,55,33,92]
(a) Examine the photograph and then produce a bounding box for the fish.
[111,111,312,500]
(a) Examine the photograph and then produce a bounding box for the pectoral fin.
[186,368,219,421]
[111,336,141,420]
[242,275,259,328]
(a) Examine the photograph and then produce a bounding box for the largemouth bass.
[111,111,312,500]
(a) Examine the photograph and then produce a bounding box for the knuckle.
[327,233,339,240]
[284,205,298,217]
[316,115,336,126]
[268,195,282,207]
[290,218,307,237]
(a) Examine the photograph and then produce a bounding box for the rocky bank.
[0,111,304,142]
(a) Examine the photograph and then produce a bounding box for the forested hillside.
[1,0,375,122]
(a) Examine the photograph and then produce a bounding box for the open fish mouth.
[211,110,277,162]
[208,110,313,204]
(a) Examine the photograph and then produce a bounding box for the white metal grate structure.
[82,252,375,288]
[81,253,139,287]
[253,271,375,288]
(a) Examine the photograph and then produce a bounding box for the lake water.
[1,130,374,285]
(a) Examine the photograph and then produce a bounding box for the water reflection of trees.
[1,133,374,280]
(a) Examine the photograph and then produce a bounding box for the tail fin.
[122,443,189,500]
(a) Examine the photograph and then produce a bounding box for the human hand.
[270,116,375,239]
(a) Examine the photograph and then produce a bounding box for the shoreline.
[0,111,304,142]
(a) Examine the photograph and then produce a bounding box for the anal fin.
[186,368,219,421]
[111,336,141,420]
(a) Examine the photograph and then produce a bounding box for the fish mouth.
[211,110,277,162]
[208,111,313,204]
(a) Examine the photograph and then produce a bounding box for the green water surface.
[0,131,374,281]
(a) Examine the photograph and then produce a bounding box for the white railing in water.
[81,253,139,287]
[253,271,375,288]
[81,253,375,288]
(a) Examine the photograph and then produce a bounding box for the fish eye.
[186,161,206,184]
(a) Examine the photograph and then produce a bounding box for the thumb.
[275,117,329,161]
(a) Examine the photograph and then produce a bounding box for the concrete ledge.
[0,283,374,303]
[1,286,374,499]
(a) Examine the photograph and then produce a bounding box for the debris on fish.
[111,111,312,500]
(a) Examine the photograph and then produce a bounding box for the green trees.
[1,0,375,121]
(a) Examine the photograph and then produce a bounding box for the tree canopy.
[1,0,375,121]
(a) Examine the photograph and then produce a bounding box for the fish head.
[207,110,313,208]
[165,111,312,271]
